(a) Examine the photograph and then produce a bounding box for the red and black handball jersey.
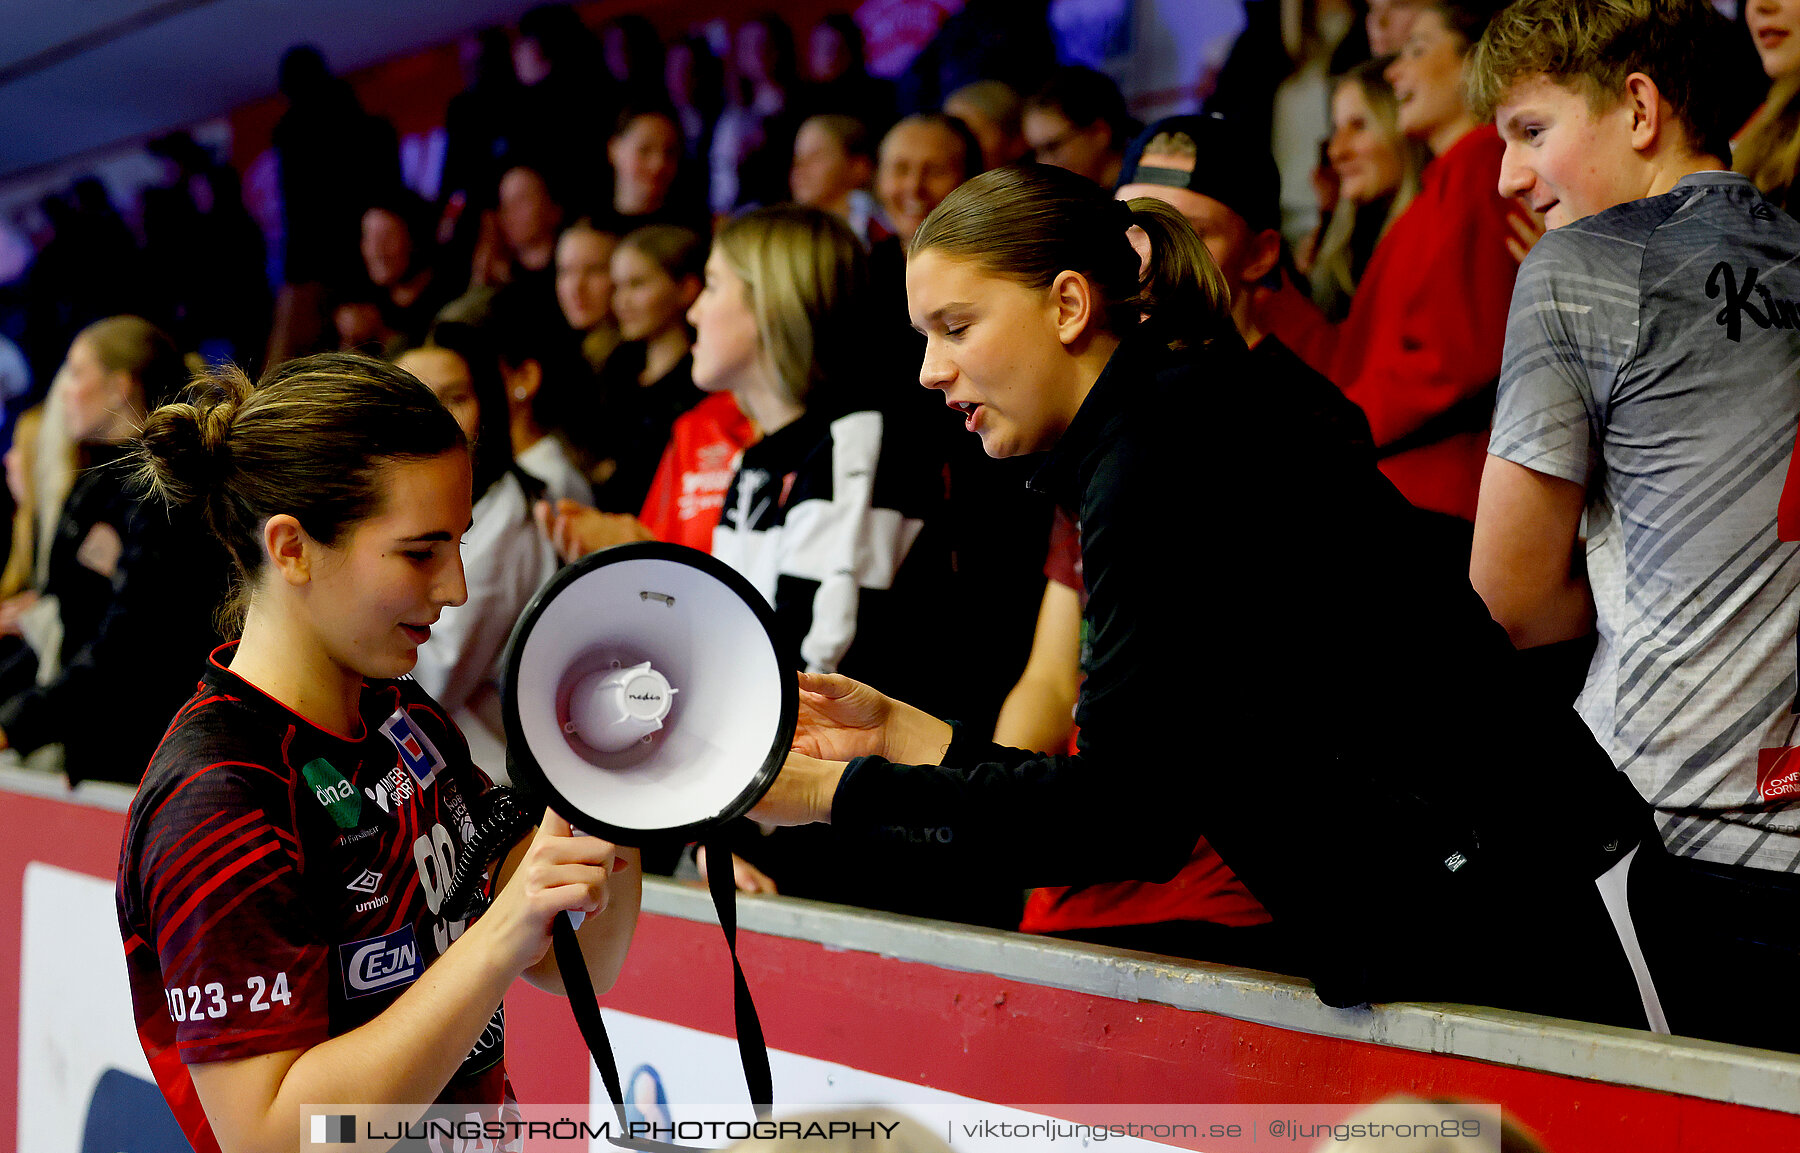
[117,644,512,1153]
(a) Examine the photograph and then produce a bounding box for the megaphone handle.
[550,838,773,1153]
[704,833,775,1114]
[553,913,690,1153]
[550,911,625,1106]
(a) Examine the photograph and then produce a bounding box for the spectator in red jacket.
[1257,0,1534,529]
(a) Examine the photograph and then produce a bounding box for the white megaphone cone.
[501,541,795,845]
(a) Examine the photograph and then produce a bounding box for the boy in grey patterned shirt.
[1467,0,1799,1052]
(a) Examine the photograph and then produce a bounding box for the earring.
[513,386,529,400]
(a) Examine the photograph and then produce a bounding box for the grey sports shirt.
[1491,172,1800,872]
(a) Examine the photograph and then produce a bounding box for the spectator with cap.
[1116,113,1377,451]
[1204,2,1370,251]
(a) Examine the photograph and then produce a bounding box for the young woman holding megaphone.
[749,162,1675,1036]
[116,353,640,1153]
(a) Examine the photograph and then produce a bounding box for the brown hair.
[910,163,1233,352]
[617,223,708,285]
[799,113,876,162]
[135,351,465,631]
[944,80,1023,138]
[1735,74,1800,210]
[712,204,868,407]
[1313,58,1427,317]
[77,315,188,410]
[1466,0,1737,161]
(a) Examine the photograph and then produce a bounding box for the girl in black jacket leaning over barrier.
[749,162,1672,1036]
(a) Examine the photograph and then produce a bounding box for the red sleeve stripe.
[147,758,288,830]
[278,726,309,880]
[142,693,230,770]
[144,809,268,910]
[161,863,297,980]
[155,837,284,954]
[142,1029,225,1153]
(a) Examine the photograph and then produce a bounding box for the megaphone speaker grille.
[501,542,797,844]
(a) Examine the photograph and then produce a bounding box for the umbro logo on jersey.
[301,758,361,829]
[346,869,382,894]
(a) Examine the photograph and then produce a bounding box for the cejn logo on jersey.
[338,926,423,998]
[301,757,362,829]
[379,709,445,789]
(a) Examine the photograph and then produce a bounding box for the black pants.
[1051,875,1654,1036]
[1631,846,1800,1054]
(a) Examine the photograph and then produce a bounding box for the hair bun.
[192,384,237,488]
[134,365,249,511]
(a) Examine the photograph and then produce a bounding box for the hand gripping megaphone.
[500,541,795,1150]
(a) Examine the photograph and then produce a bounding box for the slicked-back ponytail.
[911,164,1235,352]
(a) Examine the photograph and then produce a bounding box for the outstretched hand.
[793,671,897,761]
[533,498,655,563]
[793,671,954,766]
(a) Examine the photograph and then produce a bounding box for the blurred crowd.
[5,0,1800,1059]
